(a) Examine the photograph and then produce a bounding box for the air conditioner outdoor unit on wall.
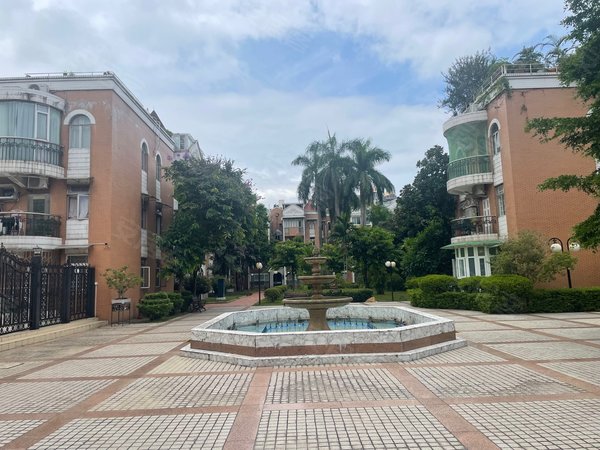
[27,177,49,189]
[0,185,18,201]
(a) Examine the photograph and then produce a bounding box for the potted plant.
[103,265,142,301]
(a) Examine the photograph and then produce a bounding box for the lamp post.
[385,260,396,301]
[549,237,580,288]
[256,262,263,305]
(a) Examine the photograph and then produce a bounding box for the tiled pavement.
[1,295,599,449]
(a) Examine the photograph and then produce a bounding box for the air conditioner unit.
[27,177,49,189]
[0,185,18,201]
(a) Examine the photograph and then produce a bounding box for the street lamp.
[385,260,396,301]
[549,237,580,288]
[256,262,263,305]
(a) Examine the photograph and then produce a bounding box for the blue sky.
[1,0,568,208]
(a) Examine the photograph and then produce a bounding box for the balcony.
[447,155,493,195]
[0,212,62,250]
[450,215,499,245]
[0,137,64,179]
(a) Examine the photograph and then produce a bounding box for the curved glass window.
[141,143,148,172]
[0,101,60,144]
[69,115,91,149]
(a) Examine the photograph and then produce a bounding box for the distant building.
[442,64,600,287]
[0,71,197,319]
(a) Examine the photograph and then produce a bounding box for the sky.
[0,0,568,208]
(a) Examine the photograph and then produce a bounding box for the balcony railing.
[451,215,498,238]
[448,155,491,180]
[0,137,63,167]
[0,212,61,238]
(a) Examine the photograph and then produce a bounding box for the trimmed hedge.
[529,288,600,313]
[409,290,477,310]
[406,274,458,294]
[264,285,288,302]
[138,294,173,321]
[322,288,374,303]
[476,275,533,314]
[166,292,184,313]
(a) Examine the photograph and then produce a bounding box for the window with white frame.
[490,123,501,154]
[67,186,89,219]
[454,246,494,278]
[69,115,91,149]
[495,184,505,216]
[141,143,149,172]
[140,260,150,289]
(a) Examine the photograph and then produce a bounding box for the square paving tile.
[540,361,600,386]
[119,332,191,343]
[536,327,600,340]
[149,356,253,374]
[0,380,114,413]
[498,319,587,329]
[402,346,505,365]
[453,399,600,449]
[21,356,157,379]
[255,406,464,449]
[535,312,600,319]
[0,361,47,378]
[266,368,412,404]
[572,318,600,326]
[92,374,252,410]
[477,314,538,321]
[82,342,182,357]
[31,413,235,450]
[457,330,556,343]
[454,322,511,332]
[0,344,93,361]
[488,341,600,360]
[0,419,45,445]
[408,364,582,398]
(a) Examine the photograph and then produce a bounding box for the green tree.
[346,226,396,288]
[526,0,600,249]
[346,138,395,227]
[491,231,577,283]
[368,204,394,230]
[401,217,453,279]
[160,156,262,284]
[269,239,313,288]
[440,50,498,115]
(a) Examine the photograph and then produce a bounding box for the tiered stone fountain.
[182,256,465,367]
[283,256,351,331]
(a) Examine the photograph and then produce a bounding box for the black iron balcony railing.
[0,212,61,238]
[451,215,498,238]
[0,137,63,167]
[448,155,491,180]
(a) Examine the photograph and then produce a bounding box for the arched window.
[141,143,149,172]
[489,123,501,155]
[69,115,91,149]
[155,154,162,180]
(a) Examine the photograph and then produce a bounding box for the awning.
[441,240,503,250]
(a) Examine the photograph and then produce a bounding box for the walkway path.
[0,298,599,449]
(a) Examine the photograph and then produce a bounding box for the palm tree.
[347,139,395,227]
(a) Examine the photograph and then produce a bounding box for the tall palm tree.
[347,138,395,227]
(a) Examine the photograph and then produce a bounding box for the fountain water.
[182,256,465,367]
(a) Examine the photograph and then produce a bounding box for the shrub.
[407,274,458,295]
[409,290,476,309]
[264,285,287,302]
[180,290,193,311]
[529,288,600,313]
[166,292,184,313]
[322,288,374,303]
[477,275,533,313]
[458,276,484,293]
[138,296,173,321]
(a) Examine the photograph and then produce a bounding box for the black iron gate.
[0,247,95,335]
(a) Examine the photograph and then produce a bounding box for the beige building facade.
[443,64,600,287]
[0,72,181,319]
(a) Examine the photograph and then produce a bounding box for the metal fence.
[0,246,95,335]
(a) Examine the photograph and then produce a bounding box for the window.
[179,135,185,150]
[141,143,148,172]
[141,197,148,229]
[495,184,506,216]
[155,206,162,236]
[155,260,161,288]
[155,154,162,180]
[490,123,501,154]
[455,246,491,278]
[67,187,89,219]
[69,115,91,149]
[29,195,49,214]
[0,101,60,143]
[67,255,88,264]
[36,105,48,140]
[140,259,150,289]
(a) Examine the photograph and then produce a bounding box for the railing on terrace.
[476,63,558,102]
[0,212,61,238]
[451,215,498,238]
[0,137,63,167]
[447,155,491,180]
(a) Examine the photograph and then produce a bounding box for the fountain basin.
[182,304,465,367]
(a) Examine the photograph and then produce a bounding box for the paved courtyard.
[1,296,599,449]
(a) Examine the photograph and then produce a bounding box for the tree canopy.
[526,0,600,249]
